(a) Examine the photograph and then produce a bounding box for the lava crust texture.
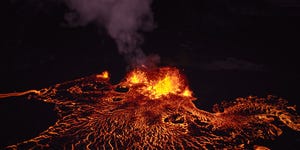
[4,67,300,149]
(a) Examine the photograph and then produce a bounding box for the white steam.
[64,0,159,67]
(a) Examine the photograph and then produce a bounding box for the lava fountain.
[1,67,300,149]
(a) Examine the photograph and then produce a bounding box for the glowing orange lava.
[1,67,299,149]
[125,67,192,98]
[96,70,109,79]
[127,69,147,84]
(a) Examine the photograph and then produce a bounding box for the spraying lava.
[125,67,192,99]
[1,67,300,149]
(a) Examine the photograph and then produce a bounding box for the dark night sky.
[1,0,300,148]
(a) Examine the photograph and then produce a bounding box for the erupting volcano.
[1,66,300,149]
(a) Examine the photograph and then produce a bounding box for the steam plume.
[64,0,158,67]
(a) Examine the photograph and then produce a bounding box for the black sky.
[1,0,300,148]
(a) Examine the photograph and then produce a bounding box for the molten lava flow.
[182,87,192,97]
[127,69,147,84]
[1,66,300,149]
[125,67,193,98]
[96,70,109,79]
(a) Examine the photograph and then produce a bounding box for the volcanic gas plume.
[1,67,300,149]
[64,0,158,67]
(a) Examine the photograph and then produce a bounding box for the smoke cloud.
[64,0,159,67]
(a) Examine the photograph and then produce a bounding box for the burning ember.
[1,67,300,149]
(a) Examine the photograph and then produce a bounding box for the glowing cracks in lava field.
[1,66,300,149]
[125,67,193,99]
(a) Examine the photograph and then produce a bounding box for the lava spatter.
[1,67,300,149]
[125,67,193,99]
